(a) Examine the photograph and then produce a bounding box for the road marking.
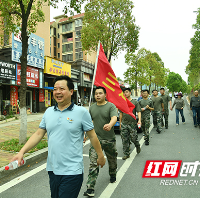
[0,163,46,194]
[99,123,153,198]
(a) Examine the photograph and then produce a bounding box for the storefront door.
[26,91,32,112]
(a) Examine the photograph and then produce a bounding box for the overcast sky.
[50,0,200,83]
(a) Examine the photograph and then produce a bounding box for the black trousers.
[48,171,83,198]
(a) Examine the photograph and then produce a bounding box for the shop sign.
[17,64,39,87]
[12,31,44,69]
[10,86,18,106]
[84,73,90,81]
[44,56,71,77]
[39,89,45,102]
[0,60,16,80]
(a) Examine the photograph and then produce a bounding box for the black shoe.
[156,129,161,133]
[165,127,168,129]
[145,140,149,145]
[110,176,116,183]
[194,125,197,128]
[122,155,130,160]
[136,145,141,154]
[84,189,95,197]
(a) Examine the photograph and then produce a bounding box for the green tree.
[186,8,200,89]
[166,72,188,93]
[81,0,139,62]
[124,48,150,96]
[0,0,86,144]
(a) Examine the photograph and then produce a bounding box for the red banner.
[94,43,136,119]
[17,64,39,87]
[10,86,18,106]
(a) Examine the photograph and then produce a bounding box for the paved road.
[1,97,200,198]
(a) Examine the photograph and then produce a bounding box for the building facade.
[50,13,97,105]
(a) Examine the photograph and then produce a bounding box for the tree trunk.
[19,14,29,144]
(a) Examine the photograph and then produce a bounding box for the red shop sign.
[17,64,39,87]
[10,86,18,106]
[39,89,45,102]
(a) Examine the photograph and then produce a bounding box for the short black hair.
[152,89,158,93]
[142,89,149,94]
[160,88,165,91]
[95,86,106,94]
[54,75,74,90]
[123,88,131,92]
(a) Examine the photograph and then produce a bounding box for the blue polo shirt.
[39,102,94,175]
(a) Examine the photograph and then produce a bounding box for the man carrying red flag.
[94,43,136,119]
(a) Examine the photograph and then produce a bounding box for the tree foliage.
[166,72,188,93]
[186,7,200,90]
[124,48,168,94]
[81,0,139,62]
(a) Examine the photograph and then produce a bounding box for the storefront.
[0,60,17,115]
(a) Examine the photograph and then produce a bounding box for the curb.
[0,147,48,180]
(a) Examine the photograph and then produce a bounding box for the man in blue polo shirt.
[11,75,106,198]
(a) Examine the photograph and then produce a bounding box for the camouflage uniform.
[151,96,163,132]
[86,139,117,190]
[152,111,162,132]
[141,116,150,141]
[120,99,141,156]
[160,94,171,128]
[139,99,154,143]
[121,123,140,156]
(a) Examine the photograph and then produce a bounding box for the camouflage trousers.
[86,139,117,190]
[141,116,150,141]
[161,110,169,128]
[152,111,162,132]
[120,123,140,156]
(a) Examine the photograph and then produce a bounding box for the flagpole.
[88,41,101,108]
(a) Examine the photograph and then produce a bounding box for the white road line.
[99,123,153,198]
[0,163,46,194]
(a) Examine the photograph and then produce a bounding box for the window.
[58,24,59,29]
[58,33,60,38]
[75,19,82,27]
[58,43,60,48]
[54,28,56,36]
[76,52,83,60]
[58,53,60,59]
[54,47,56,57]
[63,54,73,62]
[76,41,82,49]
[62,43,73,53]
[62,23,73,32]
[54,37,56,46]
[76,31,81,38]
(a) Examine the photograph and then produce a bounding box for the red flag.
[94,43,136,119]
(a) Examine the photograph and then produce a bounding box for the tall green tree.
[166,72,188,93]
[81,0,139,62]
[124,48,150,96]
[186,8,200,89]
[0,0,86,144]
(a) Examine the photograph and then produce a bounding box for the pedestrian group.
[9,75,200,198]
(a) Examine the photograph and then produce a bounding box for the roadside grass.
[0,138,48,153]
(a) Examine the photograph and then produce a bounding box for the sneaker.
[194,125,197,128]
[136,146,141,154]
[183,122,185,124]
[122,155,130,160]
[110,176,116,183]
[165,127,168,129]
[176,124,179,126]
[83,189,95,197]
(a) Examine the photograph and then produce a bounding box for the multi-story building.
[50,13,97,105]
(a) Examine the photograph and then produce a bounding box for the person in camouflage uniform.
[139,90,154,145]
[84,86,118,197]
[151,90,164,133]
[160,88,172,129]
[119,88,141,160]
